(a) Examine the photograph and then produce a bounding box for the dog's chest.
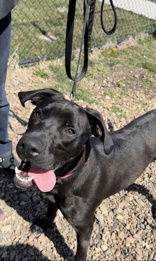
[44,182,72,204]
[45,187,83,222]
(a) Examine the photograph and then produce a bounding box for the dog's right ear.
[18,88,64,107]
[85,107,114,155]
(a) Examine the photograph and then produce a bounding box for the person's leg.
[0,14,12,158]
[0,14,17,221]
[0,13,18,172]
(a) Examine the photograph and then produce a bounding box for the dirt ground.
[0,44,156,260]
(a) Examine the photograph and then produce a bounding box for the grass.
[21,35,156,106]
[47,62,98,104]
[141,78,152,86]
[110,105,122,113]
[48,63,72,94]
[103,91,116,98]
[33,69,49,79]
[11,1,156,62]
[109,105,127,119]
[98,36,156,73]
[141,62,156,74]
[76,88,98,104]
[117,81,129,88]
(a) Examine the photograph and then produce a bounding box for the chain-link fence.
[11,0,156,65]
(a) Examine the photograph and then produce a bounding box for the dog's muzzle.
[17,135,44,160]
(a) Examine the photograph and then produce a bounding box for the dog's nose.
[17,137,43,158]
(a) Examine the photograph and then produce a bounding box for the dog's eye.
[64,128,76,136]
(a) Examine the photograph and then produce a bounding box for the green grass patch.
[110,105,122,113]
[48,63,72,94]
[110,105,127,118]
[43,35,156,104]
[49,64,66,82]
[87,58,108,79]
[52,83,71,96]
[141,62,156,74]
[11,1,156,62]
[97,35,156,73]
[48,62,97,104]
[33,69,49,79]
[141,78,152,86]
[77,88,99,105]
[20,34,156,105]
[103,91,116,98]
[117,81,128,88]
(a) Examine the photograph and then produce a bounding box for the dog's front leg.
[75,220,94,261]
[34,200,58,230]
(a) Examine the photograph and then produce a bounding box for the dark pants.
[0,13,12,157]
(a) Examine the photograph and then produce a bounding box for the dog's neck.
[55,140,90,179]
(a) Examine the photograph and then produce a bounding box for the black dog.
[14,88,156,261]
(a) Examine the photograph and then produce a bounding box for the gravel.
[0,60,156,260]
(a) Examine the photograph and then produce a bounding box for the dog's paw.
[32,217,52,230]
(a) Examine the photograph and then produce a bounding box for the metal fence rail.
[11,0,156,65]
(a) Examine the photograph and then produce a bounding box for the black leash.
[65,0,96,98]
[9,109,27,135]
[101,0,117,35]
[65,0,117,98]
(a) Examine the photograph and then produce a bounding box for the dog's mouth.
[14,148,87,192]
[14,162,56,192]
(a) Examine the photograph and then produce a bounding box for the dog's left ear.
[85,107,114,155]
[18,88,64,107]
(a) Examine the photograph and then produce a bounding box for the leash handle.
[65,0,96,97]
[71,0,90,97]
[100,0,117,35]
[65,0,117,98]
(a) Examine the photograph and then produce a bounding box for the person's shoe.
[0,154,19,174]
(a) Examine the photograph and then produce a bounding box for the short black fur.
[16,88,156,260]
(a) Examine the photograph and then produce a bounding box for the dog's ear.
[18,88,64,107]
[85,107,114,154]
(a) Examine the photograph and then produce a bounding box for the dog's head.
[15,88,114,192]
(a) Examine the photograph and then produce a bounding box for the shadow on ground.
[0,171,74,260]
[126,183,156,228]
[0,170,156,260]
[0,244,51,261]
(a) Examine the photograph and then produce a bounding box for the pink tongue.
[28,166,56,192]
